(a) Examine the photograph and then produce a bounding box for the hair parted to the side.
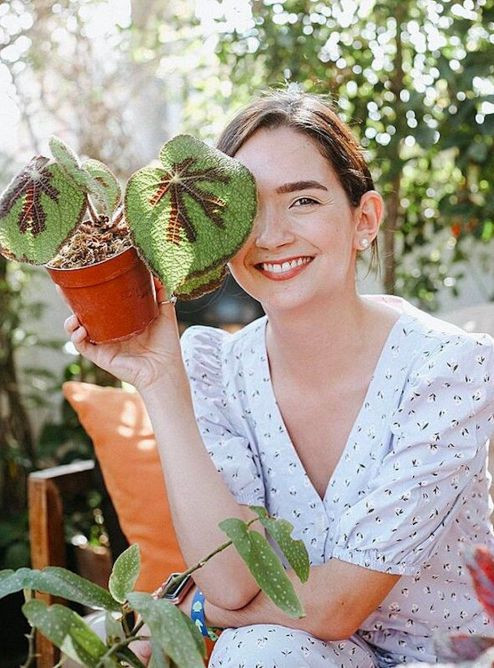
[217,89,380,274]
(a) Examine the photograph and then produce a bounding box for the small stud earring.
[360,238,370,250]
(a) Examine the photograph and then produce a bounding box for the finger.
[129,639,152,663]
[71,324,89,345]
[64,314,80,335]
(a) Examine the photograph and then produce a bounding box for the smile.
[255,256,313,279]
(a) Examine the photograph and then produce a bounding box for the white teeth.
[261,257,311,273]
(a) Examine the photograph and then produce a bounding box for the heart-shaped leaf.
[250,506,310,582]
[128,593,205,668]
[23,599,118,667]
[84,158,121,217]
[109,544,140,603]
[0,156,87,264]
[125,134,256,300]
[0,566,120,610]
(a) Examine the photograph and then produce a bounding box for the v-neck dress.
[180,295,494,667]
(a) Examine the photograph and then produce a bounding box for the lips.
[255,255,314,280]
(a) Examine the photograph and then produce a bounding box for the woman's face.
[228,125,374,313]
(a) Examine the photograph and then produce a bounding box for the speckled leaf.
[464,545,494,619]
[49,136,90,190]
[84,159,121,216]
[219,519,305,618]
[0,157,87,264]
[435,632,494,662]
[109,544,140,603]
[22,599,117,667]
[125,134,256,300]
[149,639,171,668]
[218,518,252,562]
[105,611,124,643]
[0,567,119,610]
[128,592,205,668]
[250,506,310,582]
[248,531,305,618]
[0,568,30,598]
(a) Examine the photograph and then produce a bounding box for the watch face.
[163,573,193,603]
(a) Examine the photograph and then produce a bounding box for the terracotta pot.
[47,247,159,343]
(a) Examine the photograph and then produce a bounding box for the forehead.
[234,126,338,190]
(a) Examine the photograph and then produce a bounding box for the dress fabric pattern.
[181,295,494,667]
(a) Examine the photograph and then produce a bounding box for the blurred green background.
[0,0,493,661]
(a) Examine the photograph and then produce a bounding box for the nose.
[253,208,296,249]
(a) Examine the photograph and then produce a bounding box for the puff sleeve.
[181,325,265,507]
[331,333,494,576]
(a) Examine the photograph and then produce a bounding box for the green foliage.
[3,511,309,667]
[125,134,257,300]
[0,566,120,611]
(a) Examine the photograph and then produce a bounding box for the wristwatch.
[152,572,195,604]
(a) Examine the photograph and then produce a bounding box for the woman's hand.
[63,279,183,392]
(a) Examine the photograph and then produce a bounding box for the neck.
[264,292,372,385]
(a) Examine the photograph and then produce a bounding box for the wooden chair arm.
[28,460,95,667]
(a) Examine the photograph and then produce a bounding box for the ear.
[352,190,383,250]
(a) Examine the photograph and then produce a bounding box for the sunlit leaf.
[109,544,140,603]
[125,134,256,300]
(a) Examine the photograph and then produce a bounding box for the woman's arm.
[140,375,262,610]
[66,295,261,611]
[203,558,399,641]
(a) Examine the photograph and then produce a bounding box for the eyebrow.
[275,180,329,194]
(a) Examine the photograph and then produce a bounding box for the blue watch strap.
[190,587,219,641]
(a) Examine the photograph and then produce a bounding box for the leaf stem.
[86,197,99,225]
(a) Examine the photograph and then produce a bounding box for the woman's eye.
[293,197,318,207]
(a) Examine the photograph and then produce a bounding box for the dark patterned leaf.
[125,134,256,300]
[0,157,87,264]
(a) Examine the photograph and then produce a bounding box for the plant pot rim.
[45,245,137,271]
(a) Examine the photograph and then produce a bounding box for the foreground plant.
[0,506,309,667]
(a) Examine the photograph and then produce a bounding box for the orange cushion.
[63,381,186,592]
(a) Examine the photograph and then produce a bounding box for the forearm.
[204,559,399,642]
[140,371,261,609]
[204,565,340,641]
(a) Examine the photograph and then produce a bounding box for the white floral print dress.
[180,295,494,667]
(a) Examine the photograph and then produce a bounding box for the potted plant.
[0,506,310,667]
[0,136,257,342]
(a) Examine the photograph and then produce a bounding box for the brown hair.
[217,90,379,269]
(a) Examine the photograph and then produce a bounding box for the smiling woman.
[65,91,494,668]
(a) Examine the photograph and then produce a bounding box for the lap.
[209,624,377,668]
